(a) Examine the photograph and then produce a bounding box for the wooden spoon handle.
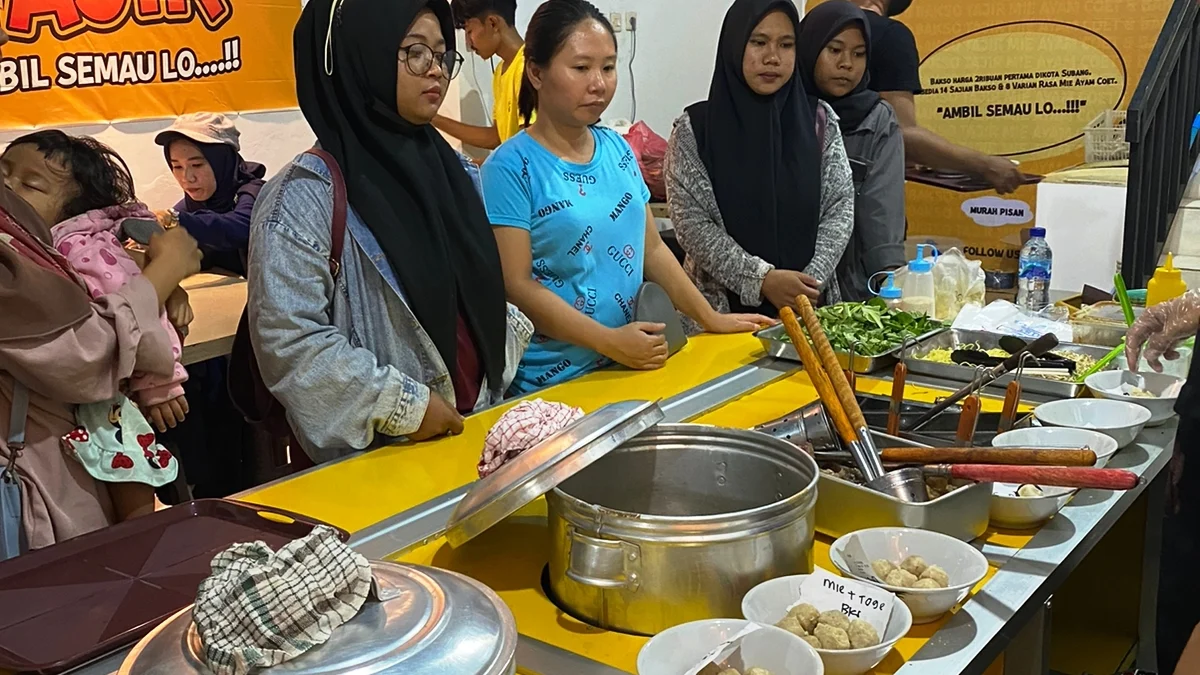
[887,363,906,437]
[956,394,981,445]
[946,464,1139,490]
[881,447,1097,466]
[796,296,867,431]
[998,380,1022,434]
[779,307,858,446]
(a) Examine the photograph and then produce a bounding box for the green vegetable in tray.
[779,299,946,356]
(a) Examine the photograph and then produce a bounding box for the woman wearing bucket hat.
[154,113,266,277]
[152,113,266,498]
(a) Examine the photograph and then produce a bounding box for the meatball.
[1017,484,1044,497]
[813,622,852,650]
[804,634,823,650]
[920,564,951,588]
[848,619,881,648]
[913,577,943,589]
[817,610,851,632]
[776,615,808,637]
[899,555,928,577]
[788,603,821,634]
[746,669,772,675]
[885,568,918,588]
[871,558,896,581]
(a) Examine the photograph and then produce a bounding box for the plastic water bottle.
[1016,227,1052,312]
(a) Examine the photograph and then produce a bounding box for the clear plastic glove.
[1125,289,1200,372]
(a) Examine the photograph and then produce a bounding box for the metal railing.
[1123,0,1200,287]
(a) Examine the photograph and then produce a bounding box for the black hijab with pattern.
[293,0,507,388]
[686,0,822,314]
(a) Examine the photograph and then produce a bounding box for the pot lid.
[444,399,663,548]
[119,561,517,675]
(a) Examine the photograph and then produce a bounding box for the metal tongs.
[903,333,1061,433]
[779,298,887,485]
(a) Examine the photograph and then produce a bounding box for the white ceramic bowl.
[988,483,1076,529]
[1085,370,1183,427]
[741,575,913,675]
[1033,399,1152,449]
[992,427,1120,467]
[829,528,989,624]
[637,619,824,675]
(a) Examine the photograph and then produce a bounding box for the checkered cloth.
[478,399,584,478]
[193,525,374,675]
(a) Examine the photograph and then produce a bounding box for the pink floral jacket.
[51,204,187,406]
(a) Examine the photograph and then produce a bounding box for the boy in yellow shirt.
[435,0,530,150]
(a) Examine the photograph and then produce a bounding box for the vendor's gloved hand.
[1125,289,1200,372]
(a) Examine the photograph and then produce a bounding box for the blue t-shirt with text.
[482,127,651,394]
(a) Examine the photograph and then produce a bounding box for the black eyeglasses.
[398,43,464,80]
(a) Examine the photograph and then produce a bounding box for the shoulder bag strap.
[6,380,28,469]
[303,148,348,279]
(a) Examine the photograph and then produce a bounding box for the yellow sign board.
[809,0,1171,289]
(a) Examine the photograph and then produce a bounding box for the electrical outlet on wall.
[610,12,623,32]
[627,12,637,31]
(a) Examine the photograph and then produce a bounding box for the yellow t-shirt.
[492,44,533,142]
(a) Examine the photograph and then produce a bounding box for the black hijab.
[798,1,880,133]
[686,0,822,315]
[293,0,507,388]
[164,139,267,214]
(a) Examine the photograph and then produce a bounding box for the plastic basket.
[1083,110,1129,163]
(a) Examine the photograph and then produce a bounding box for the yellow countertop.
[241,333,767,532]
[391,367,1027,675]
[243,334,1035,674]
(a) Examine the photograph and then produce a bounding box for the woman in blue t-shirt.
[483,0,771,394]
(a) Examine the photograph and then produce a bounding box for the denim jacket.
[248,150,532,463]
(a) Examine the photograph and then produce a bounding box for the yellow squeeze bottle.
[1146,253,1188,306]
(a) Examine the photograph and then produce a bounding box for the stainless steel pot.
[546,424,819,636]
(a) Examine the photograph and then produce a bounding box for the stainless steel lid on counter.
[444,399,664,548]
[119,561,517,675]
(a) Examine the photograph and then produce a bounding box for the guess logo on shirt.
[534,259,565,288]
[562,171,597,196]
[618,149,635,173]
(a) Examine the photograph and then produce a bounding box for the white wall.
[457,0,751,152]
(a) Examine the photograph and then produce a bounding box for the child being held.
[1,130,187,521]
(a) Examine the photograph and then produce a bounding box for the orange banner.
[0,0,300,128]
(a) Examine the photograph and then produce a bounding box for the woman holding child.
[0,166,201,549]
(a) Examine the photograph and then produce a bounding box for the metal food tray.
[814,430,992,542]
[901,328,1118,398]
[755,323,948,374]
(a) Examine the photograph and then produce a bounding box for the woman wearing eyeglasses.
[246,0,532,463]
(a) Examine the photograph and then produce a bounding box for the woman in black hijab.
[800,0,906,302]
[245,0,531,462]
[666,0,854,320]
